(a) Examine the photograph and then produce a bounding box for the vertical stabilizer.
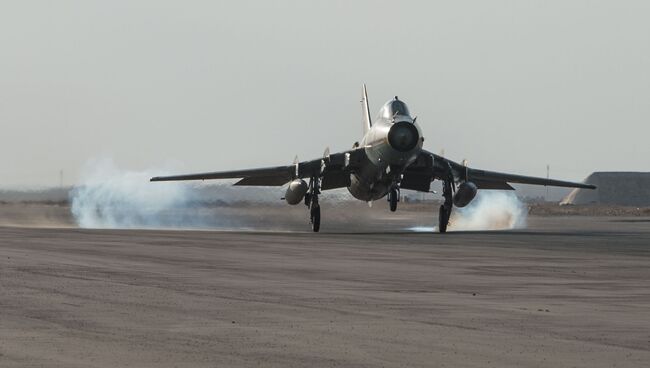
[361,84,372,135]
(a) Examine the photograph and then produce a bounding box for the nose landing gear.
[310,205,320,232]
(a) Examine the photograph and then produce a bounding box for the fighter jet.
[151,85,595,232]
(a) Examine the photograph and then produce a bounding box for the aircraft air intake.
[387,121,419,152]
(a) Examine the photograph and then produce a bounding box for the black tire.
[310,205,321,232]
[438,205,449,233]
[389,188,398,212]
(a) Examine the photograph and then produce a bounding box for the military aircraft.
[151,85,595,232]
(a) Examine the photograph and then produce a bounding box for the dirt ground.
[0,206,649,367]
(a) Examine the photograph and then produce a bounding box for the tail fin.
[361,84,372,135]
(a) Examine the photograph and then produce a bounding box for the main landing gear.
[310,205,321,232]
[387,186,400,212]
[305,177,321,232]
[438,179,453,233]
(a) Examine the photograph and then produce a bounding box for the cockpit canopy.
[379,97,411,119]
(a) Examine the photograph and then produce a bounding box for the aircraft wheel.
[310,205,321,232]
[438,205,449,233]
[389,188,398,212]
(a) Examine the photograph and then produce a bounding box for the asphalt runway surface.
[1,217,649,367]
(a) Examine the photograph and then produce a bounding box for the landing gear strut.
[305,177,321,232]
[310,205,320,232]
[388,186,400,212]
[438,179,453,233]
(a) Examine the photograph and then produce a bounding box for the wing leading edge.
[151,149,594,191]
[429,152,596,190]
[150,165,295,186]
[401,151,595,191]
[150,148,366,188]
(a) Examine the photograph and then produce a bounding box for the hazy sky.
[1,1,649,187]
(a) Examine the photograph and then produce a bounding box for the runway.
[1,217,649,367]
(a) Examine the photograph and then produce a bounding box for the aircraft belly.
[347,142,420,201]
[347,171,389,201]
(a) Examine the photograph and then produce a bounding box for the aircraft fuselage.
[347,98,424,201]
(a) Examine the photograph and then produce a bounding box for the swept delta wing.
[150,148,367,189]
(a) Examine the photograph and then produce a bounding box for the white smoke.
[448,190,527,231]
[69,159,527,232]
[70,158,201,229]
[68,158,362,231]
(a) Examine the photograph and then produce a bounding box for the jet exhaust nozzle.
[387,121,419,152]
[285,179,309,205]
[453,181,478,207]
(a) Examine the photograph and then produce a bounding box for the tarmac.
[1,216,649,367]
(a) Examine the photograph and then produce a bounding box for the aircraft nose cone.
[388,121,419,152]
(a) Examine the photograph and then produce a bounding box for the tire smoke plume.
[68,159,358,231]
[448,190,527,231]
[70,158,201,229]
